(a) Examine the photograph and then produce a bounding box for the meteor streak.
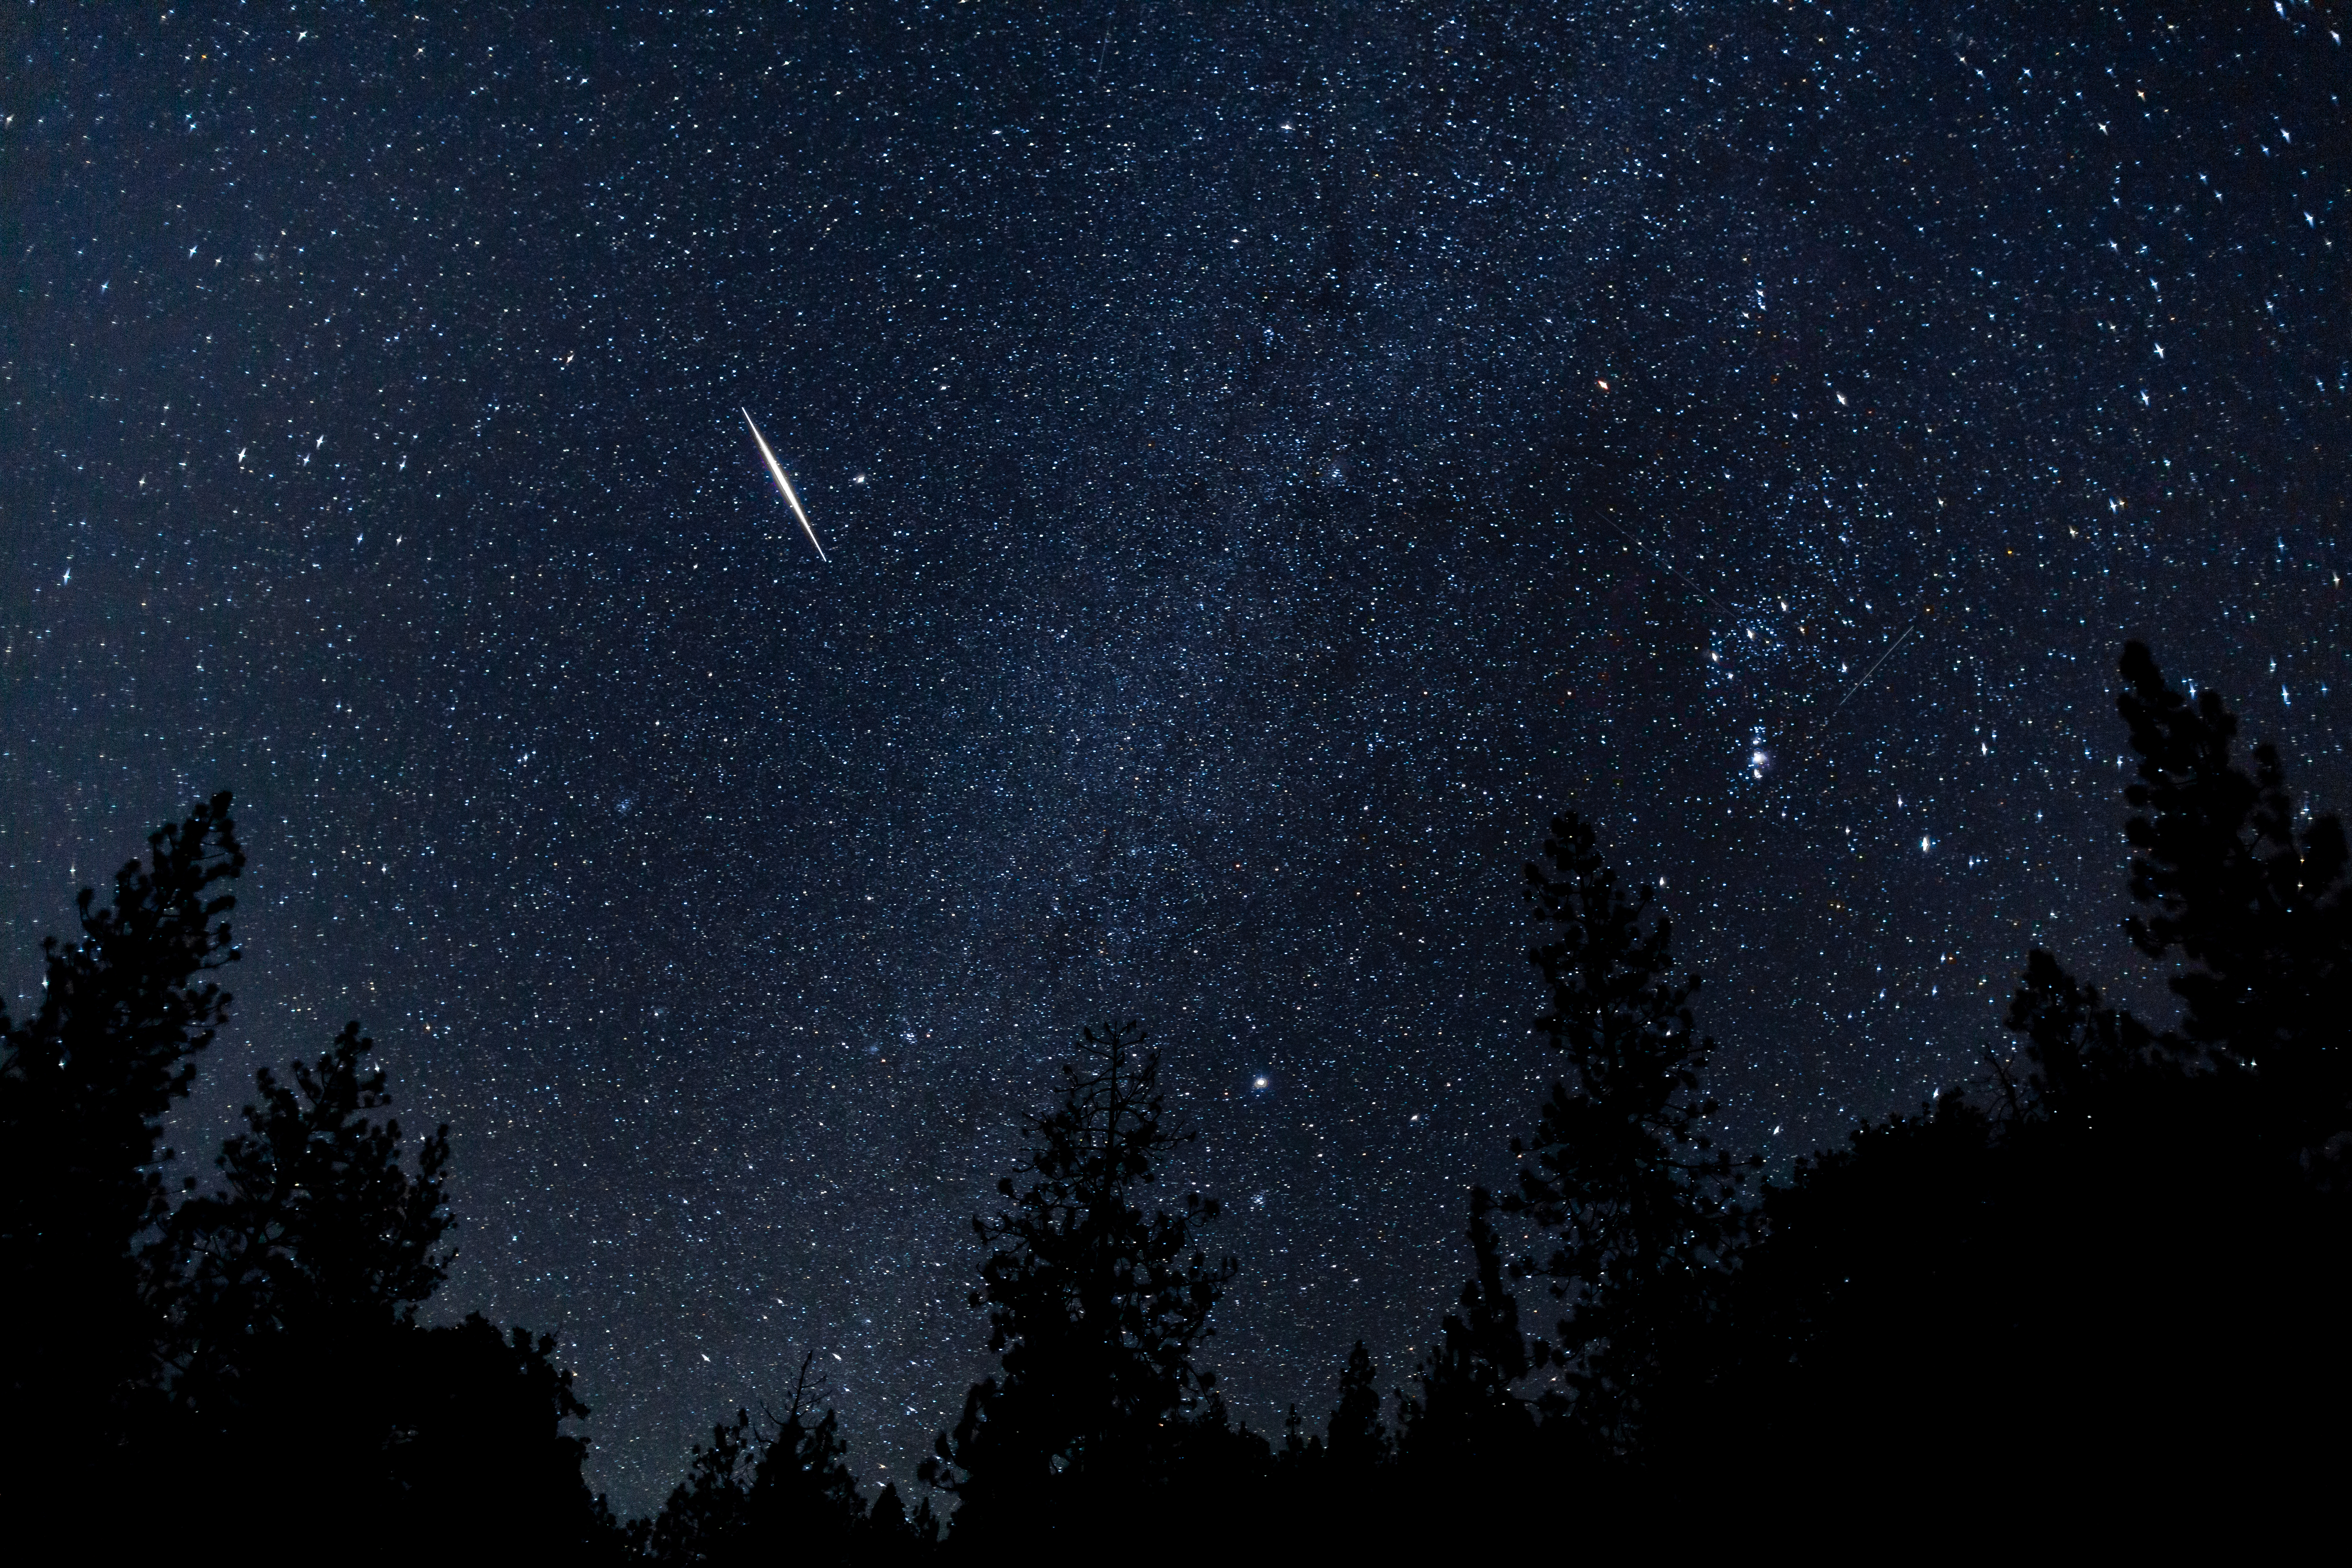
[1777,617,1925,774]
[1826,620,1919,721]
[741,407,827,562]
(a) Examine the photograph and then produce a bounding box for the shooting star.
[1826,620,1920,721]
[741,407,828,562]
[1777,617,1926,774]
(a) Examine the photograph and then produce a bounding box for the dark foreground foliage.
[919,1021,1254,1544]
[5,638,2345,1550]
[0,795,616,1555]
[1656,640,2352,1514]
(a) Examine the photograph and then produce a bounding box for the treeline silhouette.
[4,639,2344,1551]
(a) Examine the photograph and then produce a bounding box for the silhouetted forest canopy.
[6,639,2345,1551]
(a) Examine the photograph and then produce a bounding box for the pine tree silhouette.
[1324,1340,1390,1470]
[2114,639,2352,1158]
[2001,947,2160,1117]
[865,1481,943,1555]
[640,1352,937,1562]
[0,796,622,1549]
[731,1352,894,1560]
[642,1408,760,1562]
[1694,641,2352,1516]
[1396,1187,1532,1472]
[162,1021,454,1417]
[0,793,243,1504]
[26,637,2349,1543]
[148,1020,612,1548]
[1501,812,1745,1452]
[921,1021,1237,1542]
[380,1313,614,1552]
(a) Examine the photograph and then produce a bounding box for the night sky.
[7,1,2348,1511]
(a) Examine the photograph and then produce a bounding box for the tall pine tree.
[2114,639,2352,1156]
[1502,812,1744,1451]
[1324,1340,1390,1470]
[922,1021,1236,1541]
[0,793,243,1491]
[1702,642,2352,1507]
[638,1350,929,1564]
[1396,1187,1533,1472]
[162,1021,455,1417]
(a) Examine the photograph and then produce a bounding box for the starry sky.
[6,0,2348,1511]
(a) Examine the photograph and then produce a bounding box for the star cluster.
[5,2,2347,1510]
